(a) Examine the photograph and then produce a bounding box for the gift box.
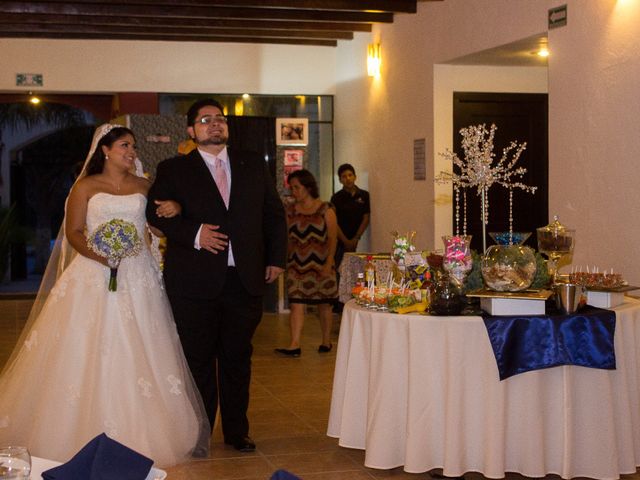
[468,288,552,316]
[586,291,625,309]
[480,297,546,316]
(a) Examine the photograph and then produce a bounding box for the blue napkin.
[42,433,153,480]
[270,469,302,480]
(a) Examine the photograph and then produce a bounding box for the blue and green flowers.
[87,219,142,291]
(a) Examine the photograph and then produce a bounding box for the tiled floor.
[165,310,372,480]
[2,297,640,479]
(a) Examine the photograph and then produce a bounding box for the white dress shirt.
[194,147,235,266]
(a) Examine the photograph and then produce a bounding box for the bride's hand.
[155,200,181,218]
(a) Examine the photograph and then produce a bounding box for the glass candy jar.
[442,235,473,288]
[481,232,537,292]
[536,216,575,285]
[429,271,464,316]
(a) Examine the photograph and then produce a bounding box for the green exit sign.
[16,73,43,87]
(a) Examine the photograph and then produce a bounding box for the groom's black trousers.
[168,267,263,441]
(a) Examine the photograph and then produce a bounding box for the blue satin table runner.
[482,306,616,380]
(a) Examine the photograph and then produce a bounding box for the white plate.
[31,456,166,479]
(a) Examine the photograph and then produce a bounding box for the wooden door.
[452,92,548,252]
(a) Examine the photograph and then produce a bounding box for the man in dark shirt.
[331,164,370,311]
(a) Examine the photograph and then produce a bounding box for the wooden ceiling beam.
[0,2,395,23]
[0,1,426,46]
[0,13,372,32]
[33,0,417,14]
[0,31,338,47]
[0,23,354,40]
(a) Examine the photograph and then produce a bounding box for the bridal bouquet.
[88,219,142,291]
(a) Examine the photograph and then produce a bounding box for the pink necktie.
[214,157,229,207]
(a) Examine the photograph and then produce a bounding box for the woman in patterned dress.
[275,169,338,357]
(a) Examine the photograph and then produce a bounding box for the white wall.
[0,39,336,94]
[335,0,548,253]
[548,0,640,282]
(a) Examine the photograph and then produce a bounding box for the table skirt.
[327,299,640,479]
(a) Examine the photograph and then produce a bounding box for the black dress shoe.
[225,436,256,452]
[274,347,301,357]
[191,445,209,458]
[318,343,333,353]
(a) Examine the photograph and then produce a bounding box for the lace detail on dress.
[49,278,68,303]
[24,331,38,351]
[67,385,81,406]
[167,375,183,396]
[149,229,163,266]
[118,296,134,323]
[137,378,153,398]
[100,341,110,357]
[126,266,162,293]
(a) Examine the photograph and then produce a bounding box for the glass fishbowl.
[481,232,537,292]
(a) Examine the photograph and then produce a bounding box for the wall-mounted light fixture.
[28,91,41,104]
[367,43,381,77]
[537,47,550,58]
[234,98,244,116]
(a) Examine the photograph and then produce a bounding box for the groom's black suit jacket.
[146,147,287,299]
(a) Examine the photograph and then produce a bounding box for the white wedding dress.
[0,193,207,467]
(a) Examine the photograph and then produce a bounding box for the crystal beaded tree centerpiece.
[436,123,537,253]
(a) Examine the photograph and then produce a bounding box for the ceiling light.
[537,48,550,57]
[29,92,41,104]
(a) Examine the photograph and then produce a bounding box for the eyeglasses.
[196,115,227,125]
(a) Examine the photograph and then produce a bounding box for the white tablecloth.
[327,299,640,479]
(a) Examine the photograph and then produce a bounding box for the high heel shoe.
[275,348,301,357]
[318,343,333,353]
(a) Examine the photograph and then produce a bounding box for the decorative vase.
[429,272,464,316]
[481,232,537,292]
[442,235,473,288]
[391,231,416,282]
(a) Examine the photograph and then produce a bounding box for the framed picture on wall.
[283,149,304,188]
[276,118,309,146]
[283,149,304,166]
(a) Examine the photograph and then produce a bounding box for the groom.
[147,98,287,453]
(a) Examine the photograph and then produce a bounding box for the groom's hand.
[265,266,284,283]
[199,224,228,254]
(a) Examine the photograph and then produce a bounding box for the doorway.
[452,92,548,251]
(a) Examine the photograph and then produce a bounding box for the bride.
[0,124,209,467]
